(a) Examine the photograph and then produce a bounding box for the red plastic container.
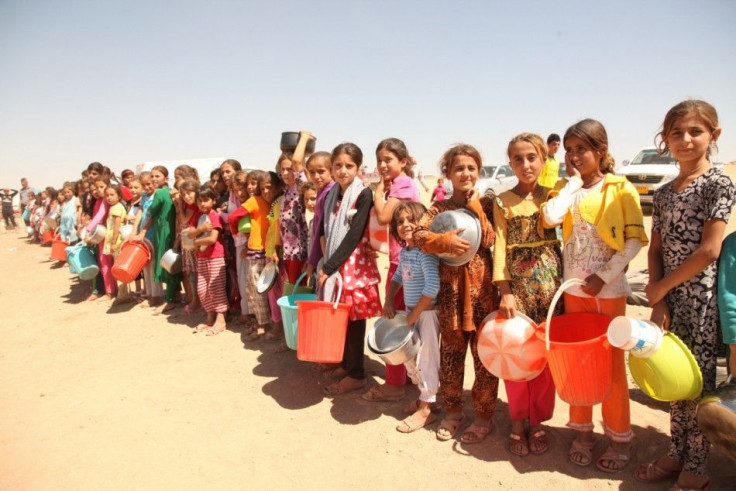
[50,238,69,261]
[112,241,151,283]
[41,229,53,245]
[295,274,349,363]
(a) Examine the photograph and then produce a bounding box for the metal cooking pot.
[280,132,316,154]
[87,225,107,245]
[429,208,481,266]
[367,313,422,365]
[160,248,182,274]
[43,211,59,229]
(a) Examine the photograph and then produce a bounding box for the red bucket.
[50,237,69,261]
[542,279,612,406]
[296,274,349,363]
[41,229,53,245]
[112,241,151,283]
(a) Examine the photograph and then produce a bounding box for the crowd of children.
[13,101,736,489]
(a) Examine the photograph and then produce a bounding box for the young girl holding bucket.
[493,133,561,456]
[178,179,201,314]
[542,119,647,471]
[636,100,735,490]
[413,144,498,444]
[383,201,441,433]
[318,143,382,396]
[363,138,420,404]
[102,185,127,299]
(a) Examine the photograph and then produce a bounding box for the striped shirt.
[392,246,440,308]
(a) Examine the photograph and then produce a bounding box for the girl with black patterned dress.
[636,100,736,491]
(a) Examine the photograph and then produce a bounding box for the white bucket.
[607,316,663,358]
[120,224,133,240]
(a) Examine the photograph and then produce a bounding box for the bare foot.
[86,293,101,302]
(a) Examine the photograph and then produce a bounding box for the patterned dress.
[653,167,735,475]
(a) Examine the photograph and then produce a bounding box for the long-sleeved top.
[320,187,373,276]
[392,246,440,308]
[308,181,336,268]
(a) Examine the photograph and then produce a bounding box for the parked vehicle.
[618,148,679,205]
[441,164,518,198]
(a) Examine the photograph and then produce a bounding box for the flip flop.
[595,443,631,473]
[460,422,493,444]
[508,432,529,456]
[569,438,596,467]
[529,429,550,455]
[360,384,405,402]
[436,415,465,441]
[323,377,366,396]
[634,460,681,483]
[396,412,438,433]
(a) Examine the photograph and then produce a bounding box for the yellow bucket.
[628,332,703,401]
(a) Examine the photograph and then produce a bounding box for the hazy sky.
[2,0,735,187]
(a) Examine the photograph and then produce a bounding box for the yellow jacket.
[548,174,648,251]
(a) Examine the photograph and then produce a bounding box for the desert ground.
[1,168,735,490]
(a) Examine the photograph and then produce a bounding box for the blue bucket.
[277,293,317,350]
[67,244,99,281]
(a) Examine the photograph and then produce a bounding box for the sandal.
[436,415,465,441]
[460,422,493,444]
[529,429,549,455]
[243,329,262,342]
[508,432,529,456]
[396,412,437,434]
[205,323,227,336]
[360,384,405,402]
[634,460,681,483]
[569,438,596,467]
[323,377,366,396]
[595,443,631,473]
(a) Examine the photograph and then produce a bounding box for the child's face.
[141,177,154,195]
[105,187,119,205]
[307,158,332,191]
[547,140,560,157]
[565,136,603,180]
[94,181,107,199]
[508,141,543,185]
[234,183,248,203]
[664,112,719,165]
[260,180,276,203]
[332,153,359,191]
[220,164,236,186]
[246,178,259,197]
[87,170,100,184]
[197,196,214,213]
[122,174,133,187]
[57,193,66,204]
[448,155,479,195]
[376,149,406,183]
[395,209,416,245]
[63,187,74,200]
[129,181,142,199]
[150,170,166,188]
[280,158,296,187]
[182,189,197,205]
[437,178,444,185]
[304,189,317,213]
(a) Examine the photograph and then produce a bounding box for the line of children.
[25,103,734,482]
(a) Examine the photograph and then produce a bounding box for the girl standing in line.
[192,186,228,335]
[84,177,110,301]
[304,151,334,283]
[279,131,311,285]
[362,138,421,404]
[635,100,735,490]
[59,182,79,244]
[319,143,382,396]
[219,159,243,314]
[135,166,180,314]
[264,173,286,342]
[102,185,127,299]
[542,119,648,472]
[384,201,441,433]
[413,144,498,444]
[178,179,201,314]
[493,133,561,456]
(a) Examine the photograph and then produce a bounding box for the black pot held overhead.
[280,132,316,154]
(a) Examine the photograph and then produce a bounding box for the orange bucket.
[296,274,350,363]
[112,241,151,283]
[41,229,53,245]
[543,279,612,406]
[50,237,69,261]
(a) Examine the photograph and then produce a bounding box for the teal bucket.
[277,293,317,350]
[67,244,99,280]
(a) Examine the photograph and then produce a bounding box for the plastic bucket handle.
[293,272,310,289]
[325,273,343,310]
[545,278,601,350]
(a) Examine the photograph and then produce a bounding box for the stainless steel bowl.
[367,313,422,365]
[160,248,182,274]
[429,208,481,266]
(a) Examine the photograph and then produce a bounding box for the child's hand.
[383,302,396,319]
[200,221,213,233]
[318,271,327,289]
[644,280,668,306]
[239,247,248,260]
[499,293,517,318]
[406,310,419,327]
[466,188,480,202]
[304,263,315,286]
[581,273,604,296]
[650,301,671,331]
[447,229,470,256]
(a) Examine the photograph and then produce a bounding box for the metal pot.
[87,224,107,245]
[429,208,481,266]
[160,248,182,274]
[43,211,59,229]
[367,313,422,365]
[280,132,316,154]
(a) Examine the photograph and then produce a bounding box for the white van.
[618,148,679,205]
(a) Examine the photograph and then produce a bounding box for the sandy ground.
[1,169,735,490]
